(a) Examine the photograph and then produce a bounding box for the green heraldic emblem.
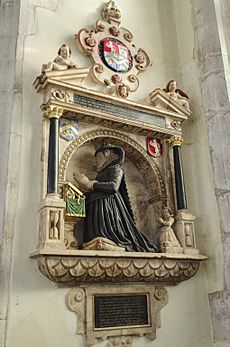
[66,196,86,217]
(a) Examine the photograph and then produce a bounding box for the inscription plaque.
[94,294,149,329]
[73,94,165,127]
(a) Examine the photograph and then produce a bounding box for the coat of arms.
[147,137,163,157]
[99,37,133,73]
[76,1,150,98]
[59,117,79,141]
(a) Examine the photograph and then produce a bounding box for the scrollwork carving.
[128,74,139,92]
[154,286,168,303]
[67,288,85,334]
[107,336,133,347]
[95,64,104,73]
[123,31,133,42]
[92,63,105,83]
[75,2,150,98]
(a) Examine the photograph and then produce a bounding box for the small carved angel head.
[58,44,72,59]
[117,83,130,98]
[162,207,173,218]
[85,33,96,48]
[164,80,190,101]
[134,50,145,64]
[165,80,177,93]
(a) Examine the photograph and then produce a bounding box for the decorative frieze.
[34,75,187,138]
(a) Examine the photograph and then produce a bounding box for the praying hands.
[73,171,95,191]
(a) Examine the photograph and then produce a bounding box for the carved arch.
[59,129,167,203]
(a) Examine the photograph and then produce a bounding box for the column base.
[38,196,66,249]
[174,210,199,255]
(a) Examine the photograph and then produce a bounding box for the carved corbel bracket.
[30,249,207,285]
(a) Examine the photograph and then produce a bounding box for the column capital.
[169,135,183,147]
[45,106,64,119]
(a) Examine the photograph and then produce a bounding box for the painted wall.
[1,0,224,346]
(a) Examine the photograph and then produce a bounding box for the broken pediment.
[149,88,191,117]
[33,67,90,93]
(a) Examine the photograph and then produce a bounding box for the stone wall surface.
[191,0,230,345]
[174,0,224,294]
[0,1,61,346]
[0,1,21,346]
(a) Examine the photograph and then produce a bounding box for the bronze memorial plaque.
[94,294,149,329]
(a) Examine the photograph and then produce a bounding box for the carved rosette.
[107,336,133,347]
[75,1,151,98]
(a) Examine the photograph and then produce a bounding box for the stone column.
[169,135,187,210]
[170,136,198,255]
[191,0,230,343]
[0,2,21,345]
[46,107,63,196]
[37,107,66,250]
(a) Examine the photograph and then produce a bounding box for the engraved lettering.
[94,295,149,329]
[73,94,165,127]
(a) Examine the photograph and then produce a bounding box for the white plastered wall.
[2,0,221,346]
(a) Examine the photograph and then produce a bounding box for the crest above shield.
[75,0,151,99]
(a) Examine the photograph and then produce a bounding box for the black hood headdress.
[95,143,125,166]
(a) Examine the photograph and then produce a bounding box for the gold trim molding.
[45,106,64,119]
[169,135,183,147]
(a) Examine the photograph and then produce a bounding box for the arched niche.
[59,129,167,243]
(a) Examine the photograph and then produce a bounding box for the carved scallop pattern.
[37,256,200,285]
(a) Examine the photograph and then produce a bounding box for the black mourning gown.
[84,163,159,252]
